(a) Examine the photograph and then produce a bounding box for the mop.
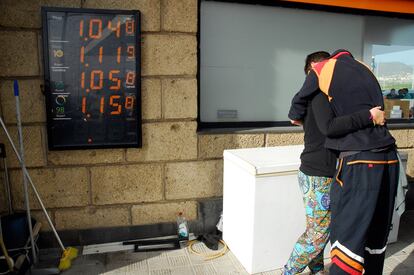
[0,81,78,271]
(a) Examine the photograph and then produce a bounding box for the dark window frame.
[197,0,414,131]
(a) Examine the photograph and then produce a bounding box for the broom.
[14,79,37,265]
[0,116,77,270]
[0,81,78,270]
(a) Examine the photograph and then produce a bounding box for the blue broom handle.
[14,80,38,264]
[0,116,66,251]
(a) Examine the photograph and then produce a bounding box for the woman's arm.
[312,92,385,137]
[288,71,320,121]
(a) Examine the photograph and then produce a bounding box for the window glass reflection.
[372,45,414,119]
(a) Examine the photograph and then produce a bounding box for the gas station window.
[199,0,414,129]
[371,46,414,120]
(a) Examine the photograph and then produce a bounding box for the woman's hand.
[370,106,385,126]
[290,119,303,126]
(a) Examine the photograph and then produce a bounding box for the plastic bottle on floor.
[177,212,189,239]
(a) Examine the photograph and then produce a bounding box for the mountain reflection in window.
[371,45,414,119]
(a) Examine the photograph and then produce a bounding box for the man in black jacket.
[288,49,398,275]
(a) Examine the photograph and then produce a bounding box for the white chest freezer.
[223,145,404,274]
[223,145,308,274]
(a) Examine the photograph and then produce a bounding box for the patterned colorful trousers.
[283,170,332,275]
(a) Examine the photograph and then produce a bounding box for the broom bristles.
[58,247,78,271]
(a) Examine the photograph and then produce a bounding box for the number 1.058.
[81,70,135,90]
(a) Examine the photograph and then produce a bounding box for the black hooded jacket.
[289,49,395,151]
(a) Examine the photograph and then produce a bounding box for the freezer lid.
[223,145,304,175]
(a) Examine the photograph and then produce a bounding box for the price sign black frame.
[42,7,141,150]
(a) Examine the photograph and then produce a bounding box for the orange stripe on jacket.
[312,59,336,101]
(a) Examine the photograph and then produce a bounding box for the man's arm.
[312,92,384,137]
[288,71,320,121]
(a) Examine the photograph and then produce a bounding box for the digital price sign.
[42,7,141,150]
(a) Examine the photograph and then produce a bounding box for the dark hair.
[304,51,330,74]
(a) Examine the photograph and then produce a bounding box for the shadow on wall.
[38,199,223,249]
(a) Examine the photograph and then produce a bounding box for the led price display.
[42,7,141,150]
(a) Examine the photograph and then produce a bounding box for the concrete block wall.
[394,129,414,177]
[0,0,200,232]
[0,0,413,237]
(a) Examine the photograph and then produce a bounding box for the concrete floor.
[39,210,414,275]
